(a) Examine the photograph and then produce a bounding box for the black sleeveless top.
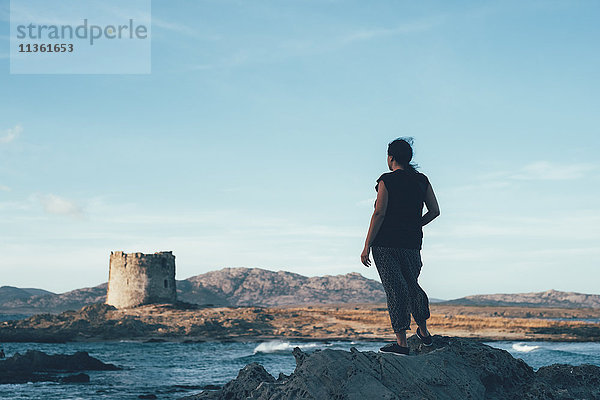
[371,169,430,249]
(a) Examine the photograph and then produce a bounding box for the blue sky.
[1,0,599,299]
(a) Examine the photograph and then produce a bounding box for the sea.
[0,339,599,400]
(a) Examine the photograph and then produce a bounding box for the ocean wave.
[512,343,540,352]
[253,340,321,354]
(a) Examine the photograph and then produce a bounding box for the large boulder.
[182,335,600,399]
[0,350,120,384]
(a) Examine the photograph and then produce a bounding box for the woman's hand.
[361,246,371,267]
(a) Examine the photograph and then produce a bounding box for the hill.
[177,267,389,306]
[1,268,403,315]
[438,289,600,309]
[0,286,54,303]
[0,284,107,315]
[3,269,598,316]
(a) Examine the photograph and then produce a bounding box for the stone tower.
[106,251,177,309]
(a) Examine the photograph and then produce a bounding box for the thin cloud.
[0,199,33,212]
[188,16,444,71]
[449,180,512,193]
[424,241,600,264]
[36,194,84,219]
[509,161,597,180]
[0,125,23,144]
[94,6,202,39]
[152,17,199,37]
[453,161,598,194]
[427,211,600,242]
[342,17,444,43]
[0,185,11,192]
[482,161,597,181]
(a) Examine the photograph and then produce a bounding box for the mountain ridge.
[1,268,392,314]
[438,288,600,309]
[2,268,598,315]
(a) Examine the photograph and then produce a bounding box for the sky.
[1,0,599,300]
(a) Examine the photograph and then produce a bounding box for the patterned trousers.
[372,246,431,332]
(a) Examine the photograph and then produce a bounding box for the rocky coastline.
[180,335,600,400]
[1,302,599,344]
[1,302,599,398]
[0,349,120,384]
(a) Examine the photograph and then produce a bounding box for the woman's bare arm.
[361,180,388,267]
[422,182,440,226]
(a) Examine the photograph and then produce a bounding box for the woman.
[361,137,440,356]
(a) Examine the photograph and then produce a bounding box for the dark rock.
[181,362,276,399]
[291,346,307,368]
[525,363,600,399]
[276,372,289,381]
[5,349,120,372]
[180,335,600,400]
[0,349,119,384]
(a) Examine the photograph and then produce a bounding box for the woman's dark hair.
[388,137,419,174]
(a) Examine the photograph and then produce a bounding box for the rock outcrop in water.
[182,335,600,400]
[0,349,120,384]
[0,303,141,342]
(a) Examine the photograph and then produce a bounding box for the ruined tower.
[106,251,177,308]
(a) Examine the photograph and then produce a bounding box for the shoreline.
[2,302,599,344]
[66,335,600,344]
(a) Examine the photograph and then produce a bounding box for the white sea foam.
[253,340,320,354]
[512,343,540,352]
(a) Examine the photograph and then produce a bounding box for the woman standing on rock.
[361,137,440,356]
